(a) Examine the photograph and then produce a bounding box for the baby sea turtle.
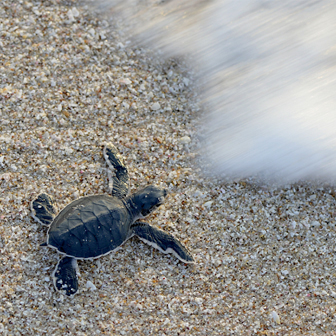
[31,143,194,296]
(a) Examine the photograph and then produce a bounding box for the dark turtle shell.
[47,195,132,259]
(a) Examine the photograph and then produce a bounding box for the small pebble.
[183,77,190,86]
[203,201,213,208]
[86,281,97,291]
[72,7,79,17]
[119,78,132,85]
[179,136,191,144]
[151,102,161,110]
[271,311,281,324]
[88,28,95,38]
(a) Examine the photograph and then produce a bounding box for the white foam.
[94,0,336,184]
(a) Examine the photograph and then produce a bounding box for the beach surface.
[1,1,336,335]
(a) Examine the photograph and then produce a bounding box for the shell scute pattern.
[48,195,131,258]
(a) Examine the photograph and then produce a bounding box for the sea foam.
[93,0,336,183]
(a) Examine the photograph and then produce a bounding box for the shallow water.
[95,0,336,183]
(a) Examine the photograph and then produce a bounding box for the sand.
[1,1,336,335]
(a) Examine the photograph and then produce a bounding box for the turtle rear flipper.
[103,143,129,199]
[52,257,79,296]
[131,222,194,263]
[31,193,57,226]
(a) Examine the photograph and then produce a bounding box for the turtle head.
[130,185,167,218]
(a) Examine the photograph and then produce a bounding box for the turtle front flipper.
[131,222,194,263]
[31,193,57,226]
[52,257,79,296]
[103,143,129,199]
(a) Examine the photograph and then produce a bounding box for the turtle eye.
[141,208,151,216]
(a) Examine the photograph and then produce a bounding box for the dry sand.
[1,1,336,335]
